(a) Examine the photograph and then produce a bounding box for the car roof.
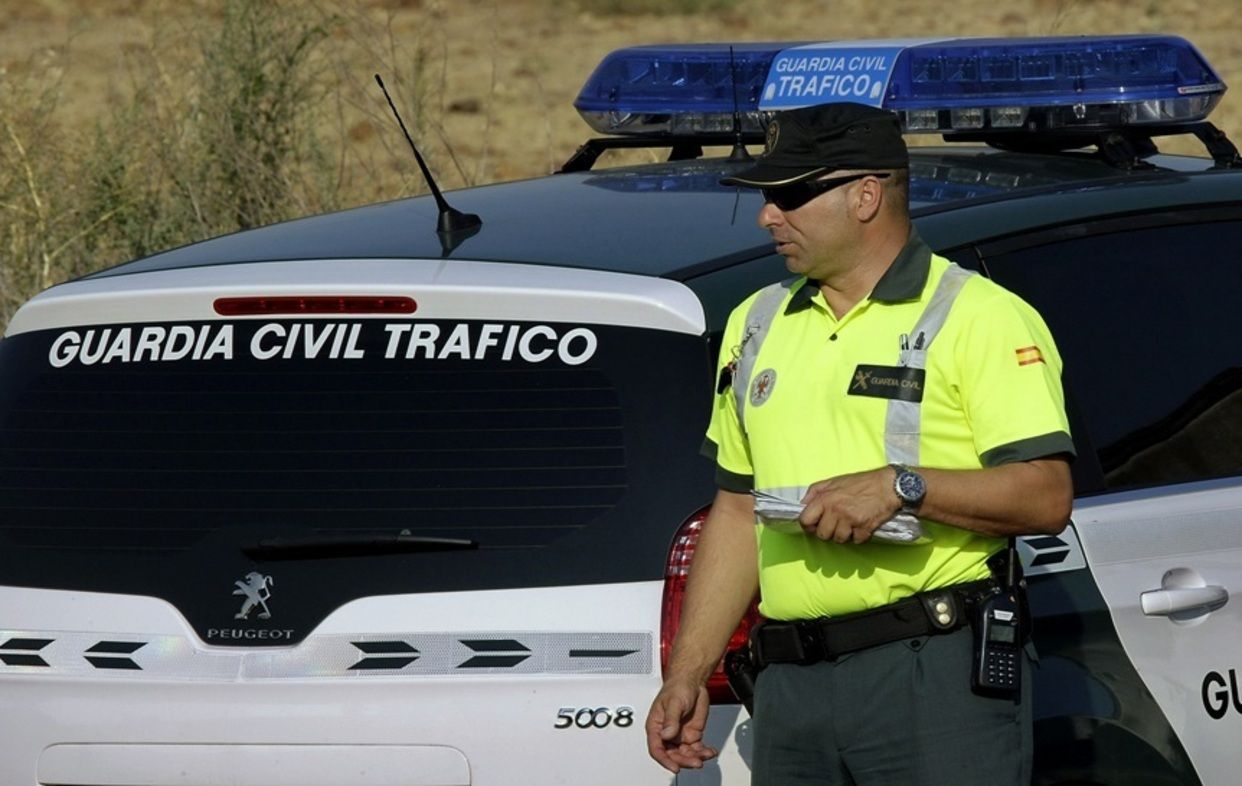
[84,146,1239,283]
[913,151,1242,251]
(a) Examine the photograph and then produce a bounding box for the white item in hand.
[751,489,931,544]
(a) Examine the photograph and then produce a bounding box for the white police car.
[1,34,1239,786]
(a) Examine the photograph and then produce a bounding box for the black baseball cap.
[721,102,909,188]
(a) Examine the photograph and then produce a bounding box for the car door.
[981,209,1242,786]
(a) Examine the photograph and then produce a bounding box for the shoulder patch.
[1015,346,1046,366]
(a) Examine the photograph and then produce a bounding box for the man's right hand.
[645,488,756,773]
[645,679,718,773]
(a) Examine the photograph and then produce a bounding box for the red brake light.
[213,296,417,316]
[662,505,763,705]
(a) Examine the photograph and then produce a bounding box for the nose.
[758,201,784,228]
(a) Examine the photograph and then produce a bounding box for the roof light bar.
[575,35,1225,137]
[574,43,792,136]
[882,36,1224,133]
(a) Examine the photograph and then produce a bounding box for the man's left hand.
[799,467,899,543]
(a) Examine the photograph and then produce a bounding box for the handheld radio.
[971,539,1023,698]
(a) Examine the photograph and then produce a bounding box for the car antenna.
[727,47,753,163]
[375,74,482,251]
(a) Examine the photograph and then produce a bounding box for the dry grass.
[5,0,1238,183]
[0,0,1240,326]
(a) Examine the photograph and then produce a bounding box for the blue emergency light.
[574,35,1225,136]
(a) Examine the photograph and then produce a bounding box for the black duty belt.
[750,579,997,667]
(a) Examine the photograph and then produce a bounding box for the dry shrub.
[0,0,439,331]
[0,55,80,325]
[84,1,340,253]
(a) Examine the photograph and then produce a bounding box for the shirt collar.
[784,227,932,314]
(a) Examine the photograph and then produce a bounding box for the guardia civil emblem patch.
[750,368,777,406]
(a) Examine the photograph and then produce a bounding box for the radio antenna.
[375,74,482,244]
[727,47,753,163]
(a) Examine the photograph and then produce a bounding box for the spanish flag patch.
[1015,346,1045,366]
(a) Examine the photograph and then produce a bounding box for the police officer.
[644,102,1074,785]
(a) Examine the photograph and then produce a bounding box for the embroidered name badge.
[848,364,925,402]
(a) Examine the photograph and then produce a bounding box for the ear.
[853,176,884,223]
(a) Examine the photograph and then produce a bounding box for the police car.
[1,34,1239,786]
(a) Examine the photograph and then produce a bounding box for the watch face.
[897,471,926,502]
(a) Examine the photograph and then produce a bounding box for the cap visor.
[720,164,830,188]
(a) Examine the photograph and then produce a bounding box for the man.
[645,102,1074,785]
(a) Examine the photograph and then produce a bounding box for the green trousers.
[751,627,1033,786]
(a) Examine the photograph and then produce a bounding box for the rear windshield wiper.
[242,534,479,561]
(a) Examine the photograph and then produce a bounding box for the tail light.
[214,296,417,315]
[661,505,763,704]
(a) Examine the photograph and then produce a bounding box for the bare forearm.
[800,457,1073,544]
[665,489,759,686]
[916,459,1072,537]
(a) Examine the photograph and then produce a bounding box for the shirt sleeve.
[703,299,756,491]
[952,282,1076,467]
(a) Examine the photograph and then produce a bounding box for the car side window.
[982,216,1242,491]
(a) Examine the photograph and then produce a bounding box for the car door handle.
[1140,585,1229,616]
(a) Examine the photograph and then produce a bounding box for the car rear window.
[0,318,715,639]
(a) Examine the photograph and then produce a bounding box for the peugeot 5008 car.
[1,35,1239,786]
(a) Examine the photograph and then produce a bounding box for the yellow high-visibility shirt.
[704,230,1074,620]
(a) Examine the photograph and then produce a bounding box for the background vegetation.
[1,0,437,325]
[0,0,1239,328]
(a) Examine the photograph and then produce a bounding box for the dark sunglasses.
[761,172,891,212]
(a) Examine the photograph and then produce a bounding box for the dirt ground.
[3,0,1241,198]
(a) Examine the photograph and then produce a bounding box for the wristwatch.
[891,463,926,514]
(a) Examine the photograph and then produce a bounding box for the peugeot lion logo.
[233,572,275,620]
